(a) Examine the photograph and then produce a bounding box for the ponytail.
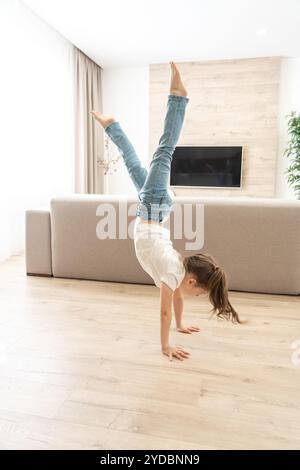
[183,253,243,324]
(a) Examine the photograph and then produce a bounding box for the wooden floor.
[0,254,299,450]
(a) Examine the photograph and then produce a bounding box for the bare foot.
[90,111,116,129]
[169,61,188,97]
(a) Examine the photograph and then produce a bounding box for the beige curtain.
[74,47,104,193]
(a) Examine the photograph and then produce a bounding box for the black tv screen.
[170,146,243,188]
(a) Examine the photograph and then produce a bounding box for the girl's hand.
[176,325,200,334]
[162,345,190,361]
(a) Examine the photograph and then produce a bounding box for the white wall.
[101,66,149,195]
[0,0,75,261]
[276,57,300,199]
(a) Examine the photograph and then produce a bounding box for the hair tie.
[213,265,219,272]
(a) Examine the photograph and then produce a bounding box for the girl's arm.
[160,283,190,361]
[173,287,201,334]
[173,287,184,329]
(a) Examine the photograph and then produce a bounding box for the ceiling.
[22,0,300,68]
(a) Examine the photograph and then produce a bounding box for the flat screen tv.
[170,146,243,188]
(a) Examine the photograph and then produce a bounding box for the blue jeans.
[105,94,189,222]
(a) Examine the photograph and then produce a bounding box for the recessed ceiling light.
[256,28,268,37]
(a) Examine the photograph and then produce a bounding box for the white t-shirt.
[133,217,186,291]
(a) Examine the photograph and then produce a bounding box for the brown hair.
[183,252,242,324]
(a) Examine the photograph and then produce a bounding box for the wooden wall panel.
[149,57,281,197]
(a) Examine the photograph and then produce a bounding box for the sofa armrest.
[25,209,52,276]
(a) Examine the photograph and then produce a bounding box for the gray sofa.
[25,194,300,295]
